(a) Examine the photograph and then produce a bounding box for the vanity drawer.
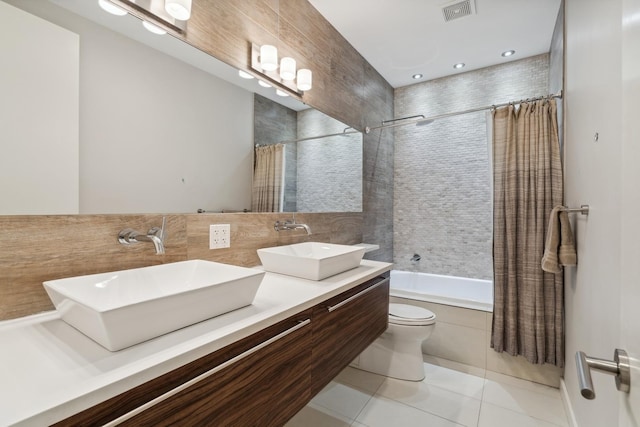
[311,276,389,394]
[53,312,312,427]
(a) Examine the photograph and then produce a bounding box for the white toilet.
[353,303,436,381]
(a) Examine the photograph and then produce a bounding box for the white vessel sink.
[257,242,366,280]
[43,260,265,351]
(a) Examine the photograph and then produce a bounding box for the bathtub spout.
[410,253,421,262]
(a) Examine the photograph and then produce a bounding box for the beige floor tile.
[311,381,375,421]
[376,377,481,426]
[479,402,567,427]
[422,360,486,399]
[285,404,353,427]
[356,395,464,427]
[335,366,386,394]
[482,379,569,426]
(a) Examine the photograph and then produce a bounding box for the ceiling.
[309,0,562,88]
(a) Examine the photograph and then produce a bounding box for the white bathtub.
[390,270,493,312]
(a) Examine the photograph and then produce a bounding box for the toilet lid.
[389,303,436,326]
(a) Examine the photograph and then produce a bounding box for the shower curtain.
[252,144,285,212]
[491,99,565,367]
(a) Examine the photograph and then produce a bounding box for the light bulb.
[296,69,312,91]
[280,57,296,81]
[238,70,254,79]
[260,45,278,71]
[98,0,127,16]
[142,21,166,35]
[165,0,192,20]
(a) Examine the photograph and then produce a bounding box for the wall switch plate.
[209,224,231,249]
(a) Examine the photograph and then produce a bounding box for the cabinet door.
[55,312,312,427]
[311,276,389,394]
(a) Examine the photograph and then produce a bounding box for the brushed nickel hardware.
[365,91,563,134]
[118,217,166,254]
[274,220,311,235]
[327,278,389,312]
[561,205,590,215]
[575,349,631,399]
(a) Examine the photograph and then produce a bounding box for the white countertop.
[0,260,391,426]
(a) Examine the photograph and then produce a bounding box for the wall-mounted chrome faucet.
[274,219,311,235]
[410,253,421,262]
[118,217,167,254]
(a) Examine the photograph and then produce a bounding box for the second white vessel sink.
[257,242,366,280]
[43,260,265,351]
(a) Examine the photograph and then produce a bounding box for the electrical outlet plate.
[209,224,231,249]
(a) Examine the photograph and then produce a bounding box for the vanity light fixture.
[165,0,192,20]
[98,0,188,36]
[238,70,254,79]
[453,62,466,69]
[251,43,313,95]
[501,50,516,57]
[259,45,279,71]
[142,20,167,35]
[98,0,127,16]
[412,73,424,80]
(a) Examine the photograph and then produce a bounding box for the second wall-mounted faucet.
[274,215,311,235]
[118,217,167,254]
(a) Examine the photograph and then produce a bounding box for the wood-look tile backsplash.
[0,212,362,321]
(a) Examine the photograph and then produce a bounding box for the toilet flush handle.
[575,349,630,399]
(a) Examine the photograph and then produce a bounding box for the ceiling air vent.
[442,0,475,22]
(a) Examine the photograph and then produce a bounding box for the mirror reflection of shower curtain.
[252,143,285,212]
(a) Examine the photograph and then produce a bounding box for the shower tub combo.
[389,269,494,370]
[388,269,563,387]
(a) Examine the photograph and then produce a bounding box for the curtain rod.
[255,128,361,147]
[364,91,563,134]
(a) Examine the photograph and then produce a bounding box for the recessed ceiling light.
[453,63,465,69]
[258,80,272,88]
[238,70,254,79]
[276,89,289,97]
[98,0,127,16]
[412,73,423,80]
[501,50,516,57]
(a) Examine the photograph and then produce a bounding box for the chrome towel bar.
[561,205,590,215]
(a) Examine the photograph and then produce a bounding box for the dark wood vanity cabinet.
[53,276,389,427]
[311,276,390,394]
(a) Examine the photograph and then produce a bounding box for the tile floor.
[286,357,569,427]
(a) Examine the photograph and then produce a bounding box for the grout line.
[349,390,375,426]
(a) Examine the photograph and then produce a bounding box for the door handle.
[575,349,631,399]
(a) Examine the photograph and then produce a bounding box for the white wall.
[0,1,79,214]
[5,0,254,214]
[564,0,623,425]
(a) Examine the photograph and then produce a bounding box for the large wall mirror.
[0,0,362,215]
